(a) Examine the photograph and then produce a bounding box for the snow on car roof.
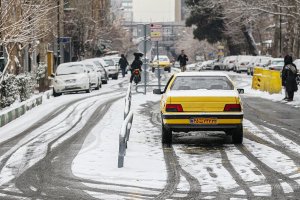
[175,71,230,78]
[168,90,239,97]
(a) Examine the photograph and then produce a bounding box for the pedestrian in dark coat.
[119,54,129,78]
[177,50,189,72]
[282,55,298,101]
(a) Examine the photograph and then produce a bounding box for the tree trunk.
[272,6,280,57]
[226,36,242,55]
[241,24,259,56]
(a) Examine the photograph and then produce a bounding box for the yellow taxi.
[151,55,171,73]
[153,72,244,145]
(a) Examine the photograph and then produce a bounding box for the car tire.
[152,67,155,73]
[168,68,171,73]
[162,124,172,145]
[214,66,220,70]
[86,85,92,93]
[95,81,100,90]
[231,124,243,144]
[102,78,108,84]
[53,88,62,97]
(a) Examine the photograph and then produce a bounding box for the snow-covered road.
[0,70,299,199]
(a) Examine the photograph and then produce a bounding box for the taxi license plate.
[190,118,217,124]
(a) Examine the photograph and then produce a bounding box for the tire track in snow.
[150,111,201,200]
[219,149,255,198]
[0,89,123,158]
[245,129,300,169]
[0,91,123,178]
[243,100,300,146]
[13,96,125,199]
[236,144,291,199]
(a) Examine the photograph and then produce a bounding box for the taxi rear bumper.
[162,113,243,132]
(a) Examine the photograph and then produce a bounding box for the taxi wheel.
[232,125,243,144]
[162,125,172,145]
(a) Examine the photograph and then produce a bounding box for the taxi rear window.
[170,76,234,90]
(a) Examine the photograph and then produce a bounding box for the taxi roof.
[174,71,230,78]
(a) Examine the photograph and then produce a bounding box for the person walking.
[177,50,189,72]
[130,53,143,83]
[282,55,298,101]
[119,54,129,78]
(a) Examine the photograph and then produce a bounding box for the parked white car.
[293,59,300,72]
[81,61,102,90]
[235,55,254,73]
[109,56,121,69]
[52,62,91,97]
[186,63,197,71]
[247,56,272,75]
[202,60,215,70]
[267,58,284,71]
[223,56,237,71]
[104,58,119,79]
[84,58,109,84]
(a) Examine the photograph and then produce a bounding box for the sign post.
[150,24,162,91]
[143,24,147,94]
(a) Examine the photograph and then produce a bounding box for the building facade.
[122,0,133,23]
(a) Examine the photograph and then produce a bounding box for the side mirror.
[153,89,163,94]
[237,89,244,94]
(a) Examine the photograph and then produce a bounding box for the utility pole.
[56,0,60,69]
[279,6,282,57]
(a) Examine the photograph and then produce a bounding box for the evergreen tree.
[185,0,225,44]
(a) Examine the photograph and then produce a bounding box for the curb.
[0,90,53,127]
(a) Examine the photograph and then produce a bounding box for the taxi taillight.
[166,104,183,112]
[224,104,241,112]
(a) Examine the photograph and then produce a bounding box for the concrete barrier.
[0,90,52,127]
[252,67,282,94]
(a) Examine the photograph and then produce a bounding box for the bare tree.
[0,0,56,82]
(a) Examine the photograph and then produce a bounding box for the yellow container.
[252,74,263,90]
[262,69,271,92]
[269,70,282,94]
[253,67,264,75]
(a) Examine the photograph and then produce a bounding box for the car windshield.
[104,59,114,66]
[259,58,271,65]
[272,60,284,66]
[154,57,169,62]
[171,76,234,90]
[56,64,84,76]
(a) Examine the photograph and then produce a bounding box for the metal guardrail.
[118,83,134,168]
[124,83,132,119]
[135,84,166,94]
[118,111,134,168]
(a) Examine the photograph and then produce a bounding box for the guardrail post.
[118,135,125,168]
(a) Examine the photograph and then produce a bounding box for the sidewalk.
[0,90,52,127]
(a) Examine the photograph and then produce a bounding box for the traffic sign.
[137,24,151,37]
[150,23,162,41]
[138,40,152,53]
